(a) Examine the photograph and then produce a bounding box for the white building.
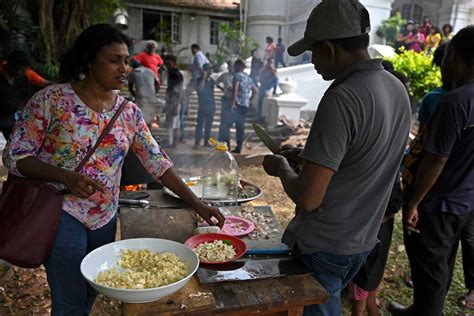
[123,0,474,65]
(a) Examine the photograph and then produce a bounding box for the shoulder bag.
[0,99,128,268]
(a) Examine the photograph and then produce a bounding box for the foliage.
[1,0,123,80]
[213,21,258,70]
[387,49,442,101]
[376,12,406,46]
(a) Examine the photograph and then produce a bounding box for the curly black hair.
[60,24,131,81]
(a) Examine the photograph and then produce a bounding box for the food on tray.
[237,206,279,240]
[95,249,188,289]
[193,240,236,262]
[185,180,198,186]
[194,226,221,235]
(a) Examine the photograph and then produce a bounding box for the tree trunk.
[38,0,56,64]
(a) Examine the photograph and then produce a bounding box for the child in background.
[408,28,425,53]
[424,26,442,54]
[164,55,183,148]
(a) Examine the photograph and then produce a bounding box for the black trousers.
[404,210,474,316]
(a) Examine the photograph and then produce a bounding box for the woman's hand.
[195,203,225,228]
[62,170,106,198]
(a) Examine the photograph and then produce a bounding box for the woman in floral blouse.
[2,24,224,315]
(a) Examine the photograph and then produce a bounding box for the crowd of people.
[396,16,453,54]
[0,1,472,315]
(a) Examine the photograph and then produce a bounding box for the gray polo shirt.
[283,59,411,255]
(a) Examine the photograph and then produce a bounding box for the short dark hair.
[234,59,245,72]
[191,43,200,50]
[7,50,31,67]
[60,24,130,81]
[266,36,273,42]
[327,33,370,51]
[432,42,448,67]
[167,55,177,64]
[442,24,453,33]
[449,25,474,67]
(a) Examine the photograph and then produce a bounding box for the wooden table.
[120,190,328,315]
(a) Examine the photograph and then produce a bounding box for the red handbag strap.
[74,99,128,172]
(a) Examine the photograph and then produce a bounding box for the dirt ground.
[0,165,294,316]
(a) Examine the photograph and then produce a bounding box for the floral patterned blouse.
[3,83,173,229]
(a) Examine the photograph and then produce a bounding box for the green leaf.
[223,240,233,246]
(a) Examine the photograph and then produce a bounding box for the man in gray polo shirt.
[262,1,411,315]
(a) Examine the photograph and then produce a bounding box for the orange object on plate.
[184,233,247,264]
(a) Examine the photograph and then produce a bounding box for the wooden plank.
[210,283,241,311]
[120,207,196,242]
[273,274,328,306]
[122,277,215,315]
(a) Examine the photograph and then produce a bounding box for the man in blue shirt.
[180,43,209,143]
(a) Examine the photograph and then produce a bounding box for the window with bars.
[401,3,424,23]
[143,10,181,44]
[210,20,220,45]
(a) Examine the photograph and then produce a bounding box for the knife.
[252,123,282,154]
[118,199,150,207]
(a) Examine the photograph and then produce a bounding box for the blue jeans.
[257,78,279,119]
[301,250,369,316]
[44,211,117,316]
[218,105,248,150]
[217,96,232,144]
[195,86,216,145]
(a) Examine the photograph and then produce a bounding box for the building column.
[244,0,288,57]
[361,0,397,45]
[439,0,474,32]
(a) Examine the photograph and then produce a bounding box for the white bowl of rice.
[80,238,199,303]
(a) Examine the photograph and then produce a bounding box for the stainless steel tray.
[163,176,262,204]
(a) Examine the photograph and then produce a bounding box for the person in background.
[419,15,432,37]
[128,60,157,127]
[275,37,287,68]
[228,59,257,154]
[424,26,442,54]
[134,40,164,93]
[25,68,52,88]
[257,57,278,121]
[442,24,454,43]
[0,50,35,140]
[205,52,215,71]
[215,60,234,146]
[263,1,411,314]
[194,63,215,149]
[159,46,169,85]
[416,41,474,311]
[417,43,451,125]
[390,25,474,316]
[407,28,425,53]
[164,55,183,148]
[263,36,277,64]
[396,21,415,52]
[249,49,263,86]
[3,24,224,316]
[179,43,209,144]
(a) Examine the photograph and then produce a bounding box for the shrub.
[387,49,442,101]
[376,12,406,46]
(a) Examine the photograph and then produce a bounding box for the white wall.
[276,64,332,111]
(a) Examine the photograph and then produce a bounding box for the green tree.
[387,49,442,101]
[213,21,258,70]
[376,12,406,46]
[1,0,123,79]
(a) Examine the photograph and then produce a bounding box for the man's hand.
[195,204,225,228]
[62,170,106,198]
[403,205,420,235]
[262,154,290,177]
